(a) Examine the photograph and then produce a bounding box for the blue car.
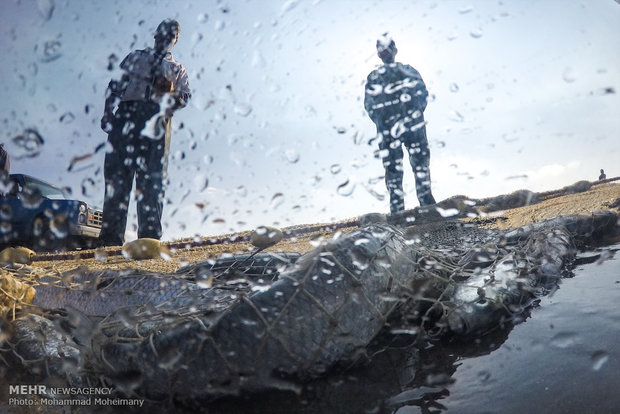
[0,174,103,252]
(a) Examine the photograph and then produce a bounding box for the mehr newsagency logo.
[7,384,144,407]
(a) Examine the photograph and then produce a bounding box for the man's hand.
[100,113,113,133]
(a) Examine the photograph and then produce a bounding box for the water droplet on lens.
[477,370,491,382]
[198,13,209,23]
[50,215,69,238]
[470,29,483,39]
[563,67,576,83]
[450,83,459,92]
[284,149,300,164]
[435,207,459,217]
[37,0,54,21]
[0,221,11,234]
[11,129,45,158]
[236,185,247,197]
[193,174,209,192]
[270,193,284,209]
[591,351,609,371]
[233,102,253,117]
[196,270,213,288]
[330,164,342,174]
[39,39,62,62]
[21,187,43,208]
[550,331,578,348]
[107,53,118,71]
[337,179,356,197]
[94,248,108,262]
[0,318,12,343]
[0,204,12,220]
[59,112,75,124]
[192,32,204,45]
[449,110,465,122]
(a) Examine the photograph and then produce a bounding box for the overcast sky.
[1,0,618,241]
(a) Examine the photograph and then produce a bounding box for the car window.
[23,178,66,200]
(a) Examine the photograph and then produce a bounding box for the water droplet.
[470,29,483,39]
[11,129,45,158]
[550,331,578,348]
[0,318,13,343]
[0,221,12,234]
[591,351,609,371]
[21,187,43,209]
[234,102,253,117]
[28,62,38,76]
[0,203,13,220]
[435,207,459,217]
[50,214,69,238]
[449,110,465,122]
[284,149,300,164]
[59,112,75,124]
[112,371,143,394]
[157,346,183,370]
[215,20,225,31]
[363,184,385,201]
[37,0,54,21]
[337,179,356,197]
[192,32,204,46]
[281,0,300,14]
[563,67,576,83]
[94,248,108,262]
[477,370,491,382]
[459,5,473,14]
[270,193,284,209]
[426,373,455,386]
[309,236,325,247]
[81,177,96,197]
[193,174,209,192]
[330,164,342,175]
[106,53,119,71]
[198,13,209,23]
[450,83,459,93]
[251,50,266,68]
[38,39,62,62]
[236,185,247,197]
[196,270,213,289]
[389,327,420,336]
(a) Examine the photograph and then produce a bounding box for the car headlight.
[79,203,87,213]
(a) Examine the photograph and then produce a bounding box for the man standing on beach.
[364,33,436,213]
[99,19,191,246]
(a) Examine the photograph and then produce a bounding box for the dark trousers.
[99,101,170,246]
[378,117,436,213]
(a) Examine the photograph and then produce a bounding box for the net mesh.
[0,211,617,405]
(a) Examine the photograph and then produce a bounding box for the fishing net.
[0,211,617,406]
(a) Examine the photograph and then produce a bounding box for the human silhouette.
[98,19,191,246]
[364,34,436,213]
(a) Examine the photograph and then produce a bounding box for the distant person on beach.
[0,143,9,174]
[364,33,436,214]
[98,19,191,246]
[599,169,606,181]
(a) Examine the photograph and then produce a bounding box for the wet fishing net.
[0,211,617,406]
